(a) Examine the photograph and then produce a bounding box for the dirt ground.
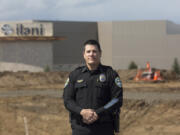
[0,70,180,135]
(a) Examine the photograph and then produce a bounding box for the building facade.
[98,20,180,69]
[0,20,97,71]
[0,20,180,71]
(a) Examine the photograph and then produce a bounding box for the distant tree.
[128,61,138,69]
[172,58,180,74]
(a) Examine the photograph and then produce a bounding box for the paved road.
[0,90,179,102]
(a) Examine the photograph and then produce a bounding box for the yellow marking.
[77,79,83,83]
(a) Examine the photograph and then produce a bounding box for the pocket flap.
[75,82,87,88]
[96,82,108,88]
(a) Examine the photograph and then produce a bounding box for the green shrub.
[172,58,180,74]
[44,65,50,72]
[128,61,138,69]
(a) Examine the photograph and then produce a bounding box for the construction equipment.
[134,62,163,81]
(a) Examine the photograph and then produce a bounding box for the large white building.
[0,20,180,71]
[98,20,180,70]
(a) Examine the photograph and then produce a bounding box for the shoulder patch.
[115,77,122,88]
[64,78,69,88]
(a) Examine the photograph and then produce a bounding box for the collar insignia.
[77,79,83,83]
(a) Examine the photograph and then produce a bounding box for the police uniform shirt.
[63,64,123,125]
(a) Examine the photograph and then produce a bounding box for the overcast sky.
[0,0,180,24]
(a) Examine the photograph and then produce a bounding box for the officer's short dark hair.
[83,39,102,52]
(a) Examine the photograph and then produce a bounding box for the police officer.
[63,40,123,135]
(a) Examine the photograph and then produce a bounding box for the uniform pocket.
[96,82,110,99]
[96,82,108,88]
[75,82,87,100]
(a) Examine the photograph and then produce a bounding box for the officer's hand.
[89,111,98,123]
[80,109,94,121]
[83,112,98,124]
[81,109,98,124]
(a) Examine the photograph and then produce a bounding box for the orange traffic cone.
[154,70,162,81]
[153,71,158,81]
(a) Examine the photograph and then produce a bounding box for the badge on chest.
[99,74,106,82]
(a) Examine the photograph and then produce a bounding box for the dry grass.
[0,96,71,135]
[0,70,180,135]
[0,96,180,135]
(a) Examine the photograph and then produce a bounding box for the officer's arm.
[63,73,82,115]
[96,71,123,114]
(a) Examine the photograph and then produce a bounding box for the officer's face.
[83,44,101,66]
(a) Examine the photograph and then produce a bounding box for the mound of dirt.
[121,99,180,135]
[117,69,137,81]
[0,69,144,89]
[0,70,179,135]
[0,71,69,90]
[0,70,180,92]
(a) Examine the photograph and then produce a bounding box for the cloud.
[0,0,179,23]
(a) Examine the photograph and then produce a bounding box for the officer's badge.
[99,74,106,82]
[77,79,83,83]
[115,77,122,88]
[64,78,69,88]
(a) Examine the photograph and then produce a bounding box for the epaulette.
[70,66,85,80]
[105,65,113,69]
[73,65,87,72]
[100,64,113,71]
[75,65,85,70]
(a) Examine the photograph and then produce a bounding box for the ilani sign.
[0,23,53,37]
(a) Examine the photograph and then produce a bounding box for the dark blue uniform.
[63,64,123,135]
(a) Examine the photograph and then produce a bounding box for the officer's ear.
[82,46,85,55]
[83,50,86,60]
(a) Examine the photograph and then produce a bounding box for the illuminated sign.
[0,22,53,37]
